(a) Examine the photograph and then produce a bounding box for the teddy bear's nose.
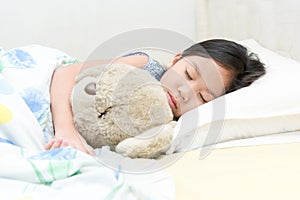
[84,82,96,95]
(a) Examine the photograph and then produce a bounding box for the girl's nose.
[178,85,192,102]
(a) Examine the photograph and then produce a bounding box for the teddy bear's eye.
[84,82,96,95]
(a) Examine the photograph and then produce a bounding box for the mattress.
[165,140,300,200]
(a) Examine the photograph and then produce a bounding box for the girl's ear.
[167,53,182,68]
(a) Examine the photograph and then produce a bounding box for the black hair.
[181,39,266,93]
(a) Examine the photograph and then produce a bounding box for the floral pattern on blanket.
[0,45,79,142]
[0,48,37,70]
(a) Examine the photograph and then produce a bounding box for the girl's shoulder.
[123,51,167,80]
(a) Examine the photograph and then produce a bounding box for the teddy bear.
[71,63,176,159]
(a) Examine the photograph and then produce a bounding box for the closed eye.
[185,70,193,80]
[199,93,208,103]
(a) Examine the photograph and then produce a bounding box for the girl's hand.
[44,131,94,155]
[44,137,69,149]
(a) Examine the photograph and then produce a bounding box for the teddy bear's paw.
[115,123,174,159]
[115,139,141,158]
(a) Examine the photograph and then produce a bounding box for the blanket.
[0,45,174,199]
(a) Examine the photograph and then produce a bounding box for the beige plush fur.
[71,63,175,158]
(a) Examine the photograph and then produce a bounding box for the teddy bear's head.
[71,63,174,154]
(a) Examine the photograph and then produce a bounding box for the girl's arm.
[45,62,94,153]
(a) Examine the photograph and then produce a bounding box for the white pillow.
[169,39,300,153]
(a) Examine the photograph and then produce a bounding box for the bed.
[1,0,300,199]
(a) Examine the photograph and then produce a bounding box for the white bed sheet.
[215,130,300,149]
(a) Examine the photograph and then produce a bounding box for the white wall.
[196,0,300,61]
[0,0,197,60]
[2,0,300,61]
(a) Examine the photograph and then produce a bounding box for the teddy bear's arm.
[115,122,176,159]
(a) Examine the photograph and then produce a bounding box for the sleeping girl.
[45,39,266,155]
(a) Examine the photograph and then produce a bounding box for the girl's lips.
[167,91,177,109]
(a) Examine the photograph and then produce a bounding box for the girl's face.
[160,54,234,118]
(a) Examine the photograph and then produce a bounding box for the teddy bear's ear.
[84,82,96,95]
